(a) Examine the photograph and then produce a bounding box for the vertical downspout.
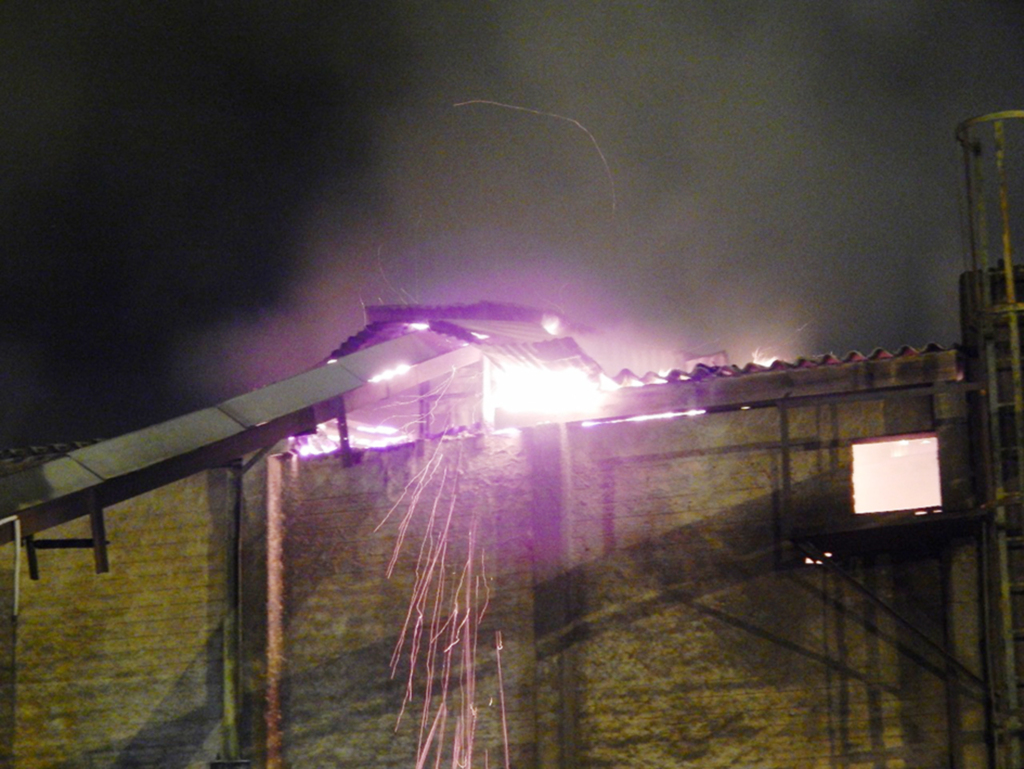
[0,518,20,619]
[0,517,18,769]
[223,448,272,765]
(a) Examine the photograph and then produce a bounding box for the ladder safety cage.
[958,110,1024,769]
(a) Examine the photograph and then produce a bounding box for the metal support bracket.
[793,540,985,689]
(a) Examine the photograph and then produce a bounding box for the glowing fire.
[750,348,778,367]
[369,363,412,383]
[290,419,416,456]
[492,366,602,414]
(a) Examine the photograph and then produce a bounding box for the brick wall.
[0,388,985,767]
[11,471,230,768]
[273,398,985,768]
[272,435,536,768]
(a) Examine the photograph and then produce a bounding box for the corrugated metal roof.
[0,442,103,478]
[0,336,480,542]
[0,288,960,546]
[366,302,558,325]
[609,344,955,386]
[483,337,604,378]
[329,302,572,359]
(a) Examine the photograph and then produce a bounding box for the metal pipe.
[994,121,1016,303]
[0,516,20,617]
[223,446,274,763]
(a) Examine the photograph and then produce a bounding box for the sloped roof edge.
[0,338,480,544]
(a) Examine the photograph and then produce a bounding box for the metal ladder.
[988,281,1024,768]
[960,111,1024,769]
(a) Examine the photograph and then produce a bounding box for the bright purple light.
[493,366,602,414]
[369,363,412,383]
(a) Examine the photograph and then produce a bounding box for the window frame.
[851,432,943,515]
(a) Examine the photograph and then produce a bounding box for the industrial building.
[0,112,1022,768]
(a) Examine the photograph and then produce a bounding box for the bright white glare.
[751,348,778,367]
[291,418,417,456]
[492,427,521,437]
[470,331,490,340]
[291,420,343,457]
[357,424,400,435]
[541,314,561,336]
[581,409,705,428]
[407,322,430,331]
[493,366,601,414]
[369,363,412,383]
[352,434,412,449]
[599,373,623,391]
[852,435,941,514]
[349,421,413,449]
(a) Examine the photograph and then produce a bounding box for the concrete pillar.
[527,423,578,769]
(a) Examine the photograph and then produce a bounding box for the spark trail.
[453,99,617,217]
[380,439,509,768]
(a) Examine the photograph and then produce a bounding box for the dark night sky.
[2,1,1024,448]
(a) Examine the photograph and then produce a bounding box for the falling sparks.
[376,434,510,767]
[495,631,511,769]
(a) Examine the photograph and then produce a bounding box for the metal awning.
[0,334,480,544]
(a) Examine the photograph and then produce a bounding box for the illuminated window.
[851,434,941,514]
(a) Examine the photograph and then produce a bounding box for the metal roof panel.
[219,363,364,427]
[0,457,103,515]
[333,333,457,382]
[69,407,247,479]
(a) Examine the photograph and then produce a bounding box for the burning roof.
[0,297,959,544]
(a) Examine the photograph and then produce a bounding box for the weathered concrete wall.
[11,471,231,768]
[0,386,982,767]
[274,399,985,768]
[271,435,536,768]
[534,408,977,768]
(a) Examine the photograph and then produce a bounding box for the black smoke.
[2,1,1023,447]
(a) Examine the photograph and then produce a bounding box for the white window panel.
[852,434,942,514]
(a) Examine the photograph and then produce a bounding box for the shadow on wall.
[531,479,972,767]
[0,465,55,769]
[46,628,223,769]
